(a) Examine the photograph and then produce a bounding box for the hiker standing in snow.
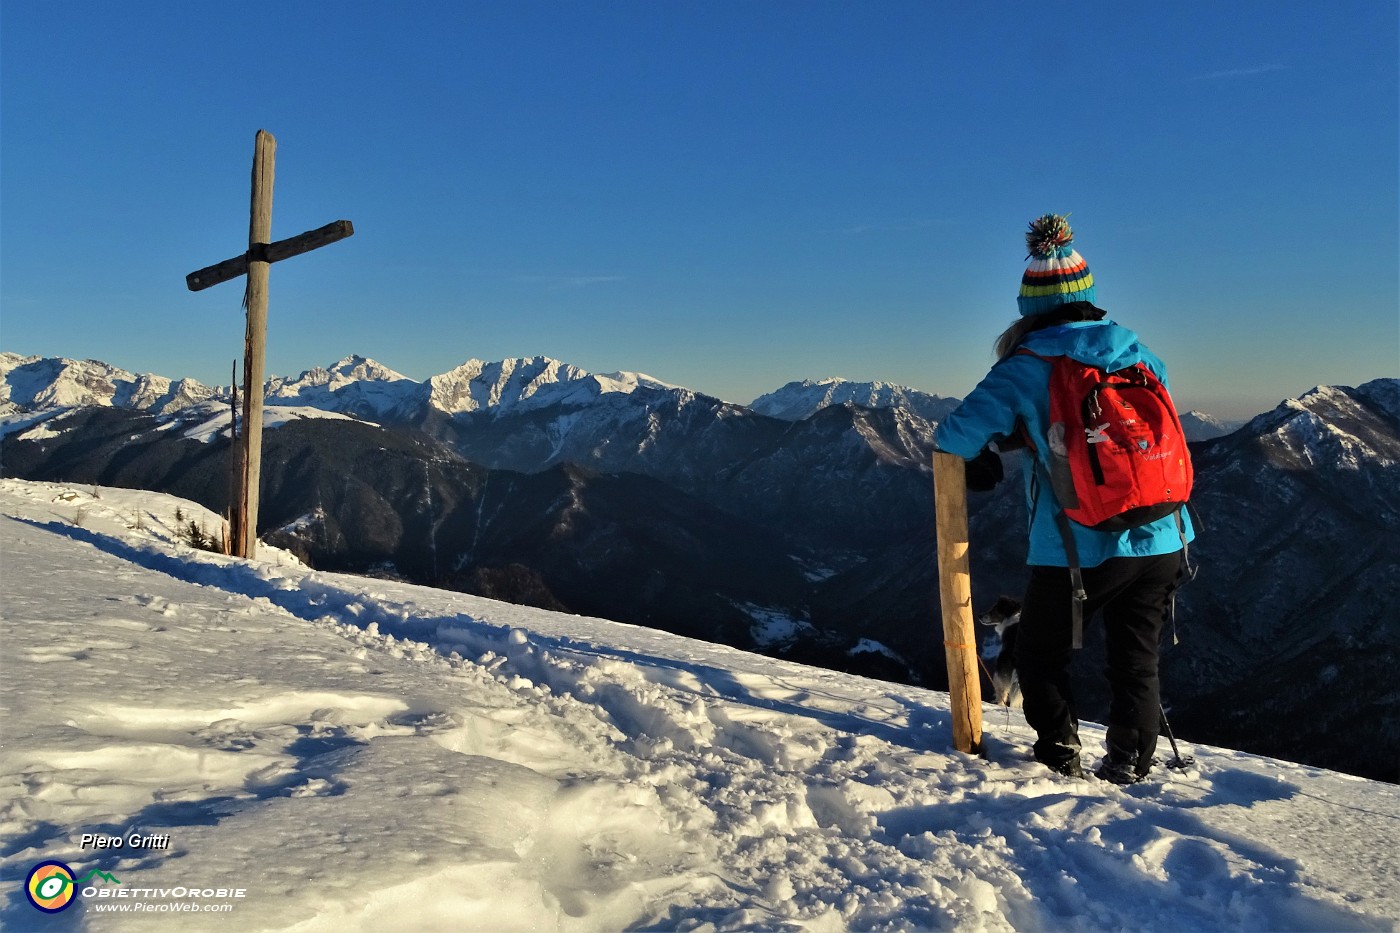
[933,214,1195,784]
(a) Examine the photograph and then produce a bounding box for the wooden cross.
[186,130,354,559]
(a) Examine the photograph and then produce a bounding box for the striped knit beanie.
[1017,214,1097,317]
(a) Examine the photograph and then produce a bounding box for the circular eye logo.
[26,860,77,913]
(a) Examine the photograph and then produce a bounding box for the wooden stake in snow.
[933,450,984,754]
[228,358,240,552]
[185,130,353,559]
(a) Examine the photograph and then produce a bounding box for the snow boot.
[1034,738,1085,778]
[1094,758,1143,785]
[1099,726,1155,784]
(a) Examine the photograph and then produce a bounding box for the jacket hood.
[1020,320,1147,372]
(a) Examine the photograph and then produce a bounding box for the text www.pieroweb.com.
[91,901,236,913]
[84,885,245,914]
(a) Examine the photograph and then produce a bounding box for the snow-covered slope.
[750,377,959,423]
[0,400,368,446]
[2,478,1395,931]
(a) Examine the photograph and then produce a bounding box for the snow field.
[1,479,1396,931]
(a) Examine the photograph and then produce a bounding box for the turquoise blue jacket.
[933,320,1194,568]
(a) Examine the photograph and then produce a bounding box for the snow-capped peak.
[1245,380,1400,471]
[425,356,682,415]
[426,357,583,413]
[592,369,683,394]
[267,355,411,398]
[1178,410,1239,442]
[328,354,412,385]
[749,377,958,423]
[262,355,421,421]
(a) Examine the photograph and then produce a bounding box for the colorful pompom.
[1025,214,1075,260]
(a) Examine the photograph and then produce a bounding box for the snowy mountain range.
[0,351,957,550]
[0,352,220,416]
[3,350,1397,781]
[1,351,695,423]
[0,350,1232,439]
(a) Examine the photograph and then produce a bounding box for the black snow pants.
[1015,551,1182,775]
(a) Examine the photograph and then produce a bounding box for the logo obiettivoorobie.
[26,861,77,913]
[24,861,121,913]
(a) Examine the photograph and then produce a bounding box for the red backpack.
[1017,350,1195,648]
[1020,350,1194,530]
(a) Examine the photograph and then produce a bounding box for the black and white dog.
[979,596,1022,708]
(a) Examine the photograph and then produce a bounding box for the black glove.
[965,448,1003,492]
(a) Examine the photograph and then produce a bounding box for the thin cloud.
[835,218,950,236]
[510,273,625,290]
[560,275,625,289]
[1189,64,1287,82]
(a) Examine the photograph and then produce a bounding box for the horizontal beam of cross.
[186,219,354,291]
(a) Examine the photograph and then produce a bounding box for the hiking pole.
[933,451,984,755]
[1159,704,1195,772]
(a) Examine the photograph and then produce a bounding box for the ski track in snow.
[0,480,1396,932]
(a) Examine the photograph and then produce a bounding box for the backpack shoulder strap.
[1016,348,1089,650]
[1052,509,1088,650]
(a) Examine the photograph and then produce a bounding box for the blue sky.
[2,2,1396,419]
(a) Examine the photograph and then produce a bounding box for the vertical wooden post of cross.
[237,130,276,559]
[186,130,353,560]
[933,450,984,754]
